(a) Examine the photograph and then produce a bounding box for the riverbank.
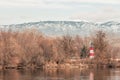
[0,58,120,70]
[0,30,119,70]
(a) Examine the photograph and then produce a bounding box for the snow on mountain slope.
[0,21,120,36]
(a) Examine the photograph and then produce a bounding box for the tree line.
[0,29,118,69]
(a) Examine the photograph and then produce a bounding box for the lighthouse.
[89,42,94,59]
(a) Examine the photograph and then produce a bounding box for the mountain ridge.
[0,21,120,36]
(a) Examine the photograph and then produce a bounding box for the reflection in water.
[0,69,120,80]
[3,70,20,80]
[89,72,94,80]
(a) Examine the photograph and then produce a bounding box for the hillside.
[0,21,120,36]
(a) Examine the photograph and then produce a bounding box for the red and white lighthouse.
[89,42,94,59]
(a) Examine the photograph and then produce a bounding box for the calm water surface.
[0,69,120,80]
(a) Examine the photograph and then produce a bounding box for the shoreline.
[0,58,119,70]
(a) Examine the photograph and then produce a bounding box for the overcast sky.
[0,0,120,25]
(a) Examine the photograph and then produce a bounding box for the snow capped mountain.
[0,21,120,36]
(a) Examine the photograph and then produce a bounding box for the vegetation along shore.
[0,29,119,70]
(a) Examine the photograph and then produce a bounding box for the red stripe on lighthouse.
[89,47,94,59]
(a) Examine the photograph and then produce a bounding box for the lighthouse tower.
[89,42,94,59]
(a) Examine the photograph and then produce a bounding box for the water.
[0,69,120,80]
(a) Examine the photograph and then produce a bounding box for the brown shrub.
[0,29,119,68]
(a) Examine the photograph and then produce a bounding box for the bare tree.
[93,31,110,64]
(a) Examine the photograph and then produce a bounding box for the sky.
[0,0,120,25]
